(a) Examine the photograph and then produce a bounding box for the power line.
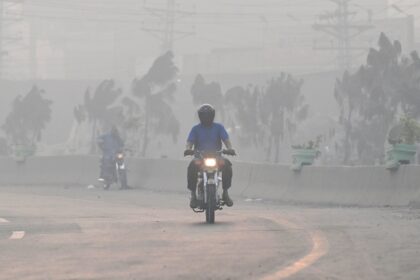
[142,0,194,53]
[25,1,323,20]
[7,10,321,26]
[313,0,373,71]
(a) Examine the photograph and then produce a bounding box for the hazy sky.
[2,0,419,79]
[22,0,420,53]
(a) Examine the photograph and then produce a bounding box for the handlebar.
[222,149,236,156]
[184,149,236,157]
[184,150,195,156]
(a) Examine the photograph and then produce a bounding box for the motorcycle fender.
[203,171,218,186]
[207,178,215,185]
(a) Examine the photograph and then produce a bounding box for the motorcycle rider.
[184,104,236,208]
[97,126,129,189]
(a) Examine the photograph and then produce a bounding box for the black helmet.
[198,104,215,127]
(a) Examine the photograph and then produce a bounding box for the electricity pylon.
[313,0,373,71]
[143,0,194,53]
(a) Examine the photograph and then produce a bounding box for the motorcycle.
[99,151,128,190]
[187,150,234,224]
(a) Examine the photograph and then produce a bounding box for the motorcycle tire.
[117,168,128,189]
[206,184,216,224]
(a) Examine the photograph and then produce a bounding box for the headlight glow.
[117,153,124,159]
[204,158,217,167]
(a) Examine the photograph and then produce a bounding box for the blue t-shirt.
[187,123,229,152]
[98,133,124,156]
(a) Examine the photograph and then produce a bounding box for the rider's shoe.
[222,190,233,207]
[190,191,198,208]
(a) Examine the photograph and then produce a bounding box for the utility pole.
[143,0,194,53]
[162,0,175,52]
[29,20,37,80]
[313,0,373,71]
[0,0,25,80]
[0,1,4,80]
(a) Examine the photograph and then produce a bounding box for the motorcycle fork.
[115,162,119,182]
[203,171,219,204]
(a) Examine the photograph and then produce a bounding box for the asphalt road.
[1,185,420,280]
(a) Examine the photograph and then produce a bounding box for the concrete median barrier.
[241,163,420,206]
[0,156,98,186]
[1,156,420,207]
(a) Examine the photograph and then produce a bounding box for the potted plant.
[14,143,36,163]
[291,135,322,171]
[386,117,420,169]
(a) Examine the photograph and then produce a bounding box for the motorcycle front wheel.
[206,184,216,224]
[117,168,128,189]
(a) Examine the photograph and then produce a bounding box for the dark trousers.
[99,155,114,179]
[187,158,232,192]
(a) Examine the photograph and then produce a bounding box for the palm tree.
[190,74,225,120]
[334,33,410,164]
[0,137,9,156]
[121,96,142,155]
[260,74,306,163]
[224,85,261,147]
[132,51,180,157]
[2,86,52,155]
[334,69,364,163]
[400,51,420,118]
[83,79,123,153]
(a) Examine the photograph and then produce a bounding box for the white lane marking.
[260,218,329,280]
[0,218,10,223]
[9,231,25,240]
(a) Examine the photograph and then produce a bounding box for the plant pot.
[291,148,318,171]
[386,143,417,169]
[14,144,36,163]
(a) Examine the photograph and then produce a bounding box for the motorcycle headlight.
[204,158,217,167]
[117,153,124,159]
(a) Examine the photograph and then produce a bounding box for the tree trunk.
[141,99,149,157]
[266,134,272,162]
[274,133,280,163]
[274,111,284,164]
[343,110,352,164]
[90,119,97,154]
